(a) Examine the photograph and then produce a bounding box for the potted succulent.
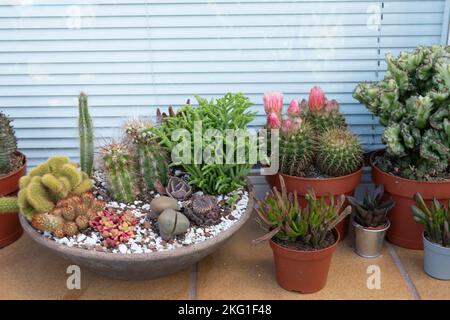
[253,175,351,293]
[353,45,450,249]
[411,193,450,280]
[347,185,395,258]
[264,87,363,238]
[0,112,26,248]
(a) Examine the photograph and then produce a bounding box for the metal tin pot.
[352,219,390,258]
[423,233,450,280]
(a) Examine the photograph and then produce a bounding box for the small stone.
[95,245,103,252]
[143,221,152,229]
[77,234,87,242]
[118,244,127,254]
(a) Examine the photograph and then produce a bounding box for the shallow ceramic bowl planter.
[269,229,340,293]
[371,150,450,250]
[351,219,389,258]
[422,233,450,280]
[0,152,26,248]
[266,168,362,240]
[20,194,254,280]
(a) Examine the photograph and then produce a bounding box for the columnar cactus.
[101,142,138,203]
[353,45,450,180]
[18,156,93,220]
[0,112,18,174]
[78,92,94,177]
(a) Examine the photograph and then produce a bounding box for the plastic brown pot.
[265,168,362,240]
[269,229,340,293]
[371,150,450,250]
[0,152,26,248]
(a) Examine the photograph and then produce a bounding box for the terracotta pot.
[370,150,450,250]
[266,168,363,239]
[0,151,26,196]
[0,152,26,248]
[269,229,340,293]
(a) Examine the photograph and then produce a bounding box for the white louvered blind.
[0,0,448,167]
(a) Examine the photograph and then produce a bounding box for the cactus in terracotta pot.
[0,112,19,175]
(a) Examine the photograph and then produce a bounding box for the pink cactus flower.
[263,92,283,115]
[267,112,281,129]
[281,119,292,134]
[308,86,326,111]
[287,99,300,117]
[291,117,303,133]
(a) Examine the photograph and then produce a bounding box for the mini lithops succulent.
[150,196,180,215]
[157,208,190,240]
[166,177,192,201]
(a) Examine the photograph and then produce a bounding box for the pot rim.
[351,218,390,232]
[269,228,340,255]
[0,151,27,181]
[370,149,450,185]
[278,166,363,182]
[423,231,450,251]
[20,181,254,262]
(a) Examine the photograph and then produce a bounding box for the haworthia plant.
[78,92,94,177]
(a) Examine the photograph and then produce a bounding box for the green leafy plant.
[253,175,351,249]
[152,93,256,195]
[347,185,395,228]
[78,92,94,177]
[353,45,450,180]
[411,193,450,247]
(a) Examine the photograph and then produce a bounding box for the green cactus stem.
[78,92,94,177]
[0,197,19,213]
[0,112,18,174]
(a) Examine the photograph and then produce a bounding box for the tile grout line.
[385,242,421,300]
[189,262,198,300]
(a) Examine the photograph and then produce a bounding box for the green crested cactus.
[78,92,94,177]
[0,197,19,213]
[353,45,450,180]
[125,120,169,192]
[279,121,316,176]
[101,142,138,203]
[0,112,18,174]
[315,128,363,177]
[17,156,93,220]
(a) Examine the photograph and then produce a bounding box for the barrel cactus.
[353,45,450,180]
[315,128,363,177]
[0,112,19,174]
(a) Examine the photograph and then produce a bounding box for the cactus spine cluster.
[101,142,138,203]
[0,112,18,174]
[316,128,363,177]
[353,45,450,180]
[78,92,94,177]
[17,156,93,220]
[125,120,169,192]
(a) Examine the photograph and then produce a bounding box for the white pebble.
[118,244,127,254]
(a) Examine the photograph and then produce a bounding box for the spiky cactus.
[101,142,138,203]
[78,92,94,177]
[315,128,363,177]
[353,45,450,180]
[17,156,93,220]
[0,197,19,213]
[0,112,18,174]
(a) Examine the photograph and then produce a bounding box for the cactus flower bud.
[267,112,281,129]
[263,92,283,115]
[281,119,292,134]
[287,99,300,117]
[308,86,326,111]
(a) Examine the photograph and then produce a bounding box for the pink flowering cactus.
[267,112,282,129]
[287,99,300,117]
[263,92,283,115]
[90,209,138,248]
[308,86,326,111]
[281,118,292,134]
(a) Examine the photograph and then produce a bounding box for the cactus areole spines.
[0,112,19,175]
[78,92,94,177]
[353,45,450,181]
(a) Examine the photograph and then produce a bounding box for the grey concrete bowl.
[20,193,254,281]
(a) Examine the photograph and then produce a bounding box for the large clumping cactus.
[101,142,138,203]
[0,112,18,174]
[353,45,450,180]
[17,156,93,220]
[124,120,169,192]
[78,92,94,177]
[315,128,363,177]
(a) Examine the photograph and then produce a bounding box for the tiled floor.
[0,215,448,300]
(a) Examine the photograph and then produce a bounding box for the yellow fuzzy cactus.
[18,156,93,220]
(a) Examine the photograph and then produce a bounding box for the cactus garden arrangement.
[14,92,250,255]
[264,87,363,178]
[353,45,450,181]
